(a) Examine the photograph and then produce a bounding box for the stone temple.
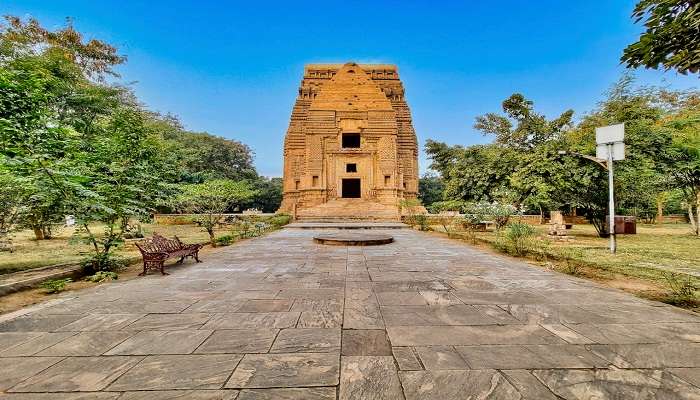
[279,63,420,220]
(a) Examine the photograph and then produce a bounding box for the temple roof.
[309,63,394,112]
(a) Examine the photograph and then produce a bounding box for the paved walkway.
[0,228,698,399]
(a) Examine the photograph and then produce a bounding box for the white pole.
[607,143,616,254]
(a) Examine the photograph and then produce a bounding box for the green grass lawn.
[449,223,698,281]
[439,222,699,309]
[554,224,699,279]
[0,224,230,275]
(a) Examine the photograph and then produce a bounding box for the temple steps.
[296,198,401,222]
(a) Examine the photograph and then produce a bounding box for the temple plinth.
[279,63,420,221]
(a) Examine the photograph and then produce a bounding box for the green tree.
[0,16,176,268]
[424,139,462,178]
[426,142,520,202]
[665,104,700,234]
[170,179,256,245]
[0,16,127,240]
[165,130,257,183]
[75,106,174,269]
[0,169,26,239]
[240,177,283,213]
[474,93,573,150]
[621,0,700,74]
[418,172,445,207]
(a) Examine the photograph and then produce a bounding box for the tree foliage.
[621,0,700,74]
[0,16,277,267]
[474,93,573,150]
[170,179,256,244]
[426,78,700,236]
[418,173,445,207]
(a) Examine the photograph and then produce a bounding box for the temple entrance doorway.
[341,179,361,198]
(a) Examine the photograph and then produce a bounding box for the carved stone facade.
[279,63,420,220]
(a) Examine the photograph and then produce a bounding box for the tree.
[509,142,570,217]
[74,106,175,270]
[165,130,257,183]
[170,179,256,245]
[240,177,283,213]
[1,15,128,242]
[418,172,445,207]
[0,16,125,78]
[426,142,520,202]
[0,169,26,240]
[666,108,700,234]
[621,0,700,74]
[424,139,462,178]
[474,93,573,150]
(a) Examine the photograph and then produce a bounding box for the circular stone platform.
[313,233,394,246]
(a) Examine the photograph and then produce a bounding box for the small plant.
[215,234,236,246]
[503,221,536,256]
[84,271,118,283]
[254,222,268,236]
[400,198,426,228]
[81,253,128,274]
[462,201,518,230]
[41,278,71,294]
[663,272,698,305]
[415,214,430,231]
[269,214,292,227]
[122,223,144,239]
[236,220,254,238]
[438,215,457,236]
[530,238,553,262]
[559,247,585,276]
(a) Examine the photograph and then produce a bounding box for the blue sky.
[3,1,697,176]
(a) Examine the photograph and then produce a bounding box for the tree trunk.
[656,198,664,224]
[208,229,216,247]
[695,192,700,236]
[33,226,45,240]
[689,203,699,236]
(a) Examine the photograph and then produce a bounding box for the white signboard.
[596,142,625,161]
[595,123,624,145]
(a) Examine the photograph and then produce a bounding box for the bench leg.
[159,261,169,275]
[138,261,148,276]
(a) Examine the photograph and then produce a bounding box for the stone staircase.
[296,199,401,222]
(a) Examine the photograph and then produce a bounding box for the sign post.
[607,143,616,253]
[595,123,625,254]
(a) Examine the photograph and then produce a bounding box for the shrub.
[41,278,71,294]
[530,239,553,262]
[84,271,118,283]
[269,214,292,227]
[559,247,585,275]
[253,222,269,236]
[415,214,429,231]
[122,223,144,239]
[81,253,128,274]
[663,272,698,305]
[215,234,236,246]
[400,199,425,228]
[235,220,254,238]
[463,201,518,230]
[503,221,536,256]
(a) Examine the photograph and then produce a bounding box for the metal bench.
[135,233,203,275]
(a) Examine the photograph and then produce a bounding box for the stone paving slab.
[0,228,698,398]
[10,356,143,392]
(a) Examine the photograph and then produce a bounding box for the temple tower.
[279,63,419,220]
